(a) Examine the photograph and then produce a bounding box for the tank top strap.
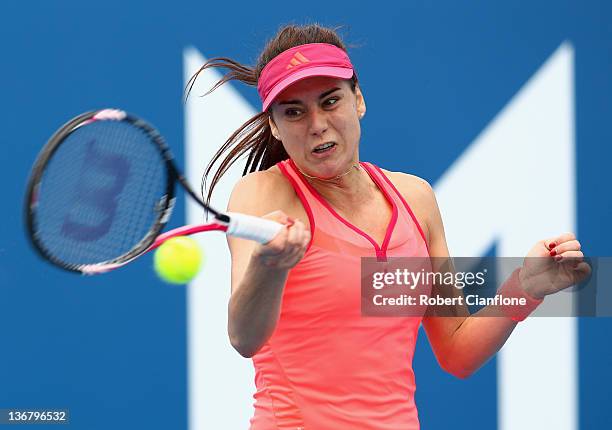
[360,162,429,255]
[276,159,320,228]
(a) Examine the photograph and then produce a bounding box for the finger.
[548,232,577,249]
[294,223,311,255]
[262,210,293,225]
[302,229,312,248]
[569,261,592,284]
[575,261,592,276]
[554,250,584,263]
[549,239,581,255]
[265,223,289,253]
[288,223,309,259]
[543,238,555,251]
[286,220,303,247]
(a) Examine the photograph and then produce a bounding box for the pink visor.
[257,43,354,111]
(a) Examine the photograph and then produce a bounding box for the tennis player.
[189,24,591,430]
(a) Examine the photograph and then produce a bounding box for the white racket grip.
[226,212,284,243]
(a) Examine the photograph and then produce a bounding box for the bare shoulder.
[379,168,438,243]
[227,165,297,216]
[380,169,436,210]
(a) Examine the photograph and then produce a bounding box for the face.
[269,76,366,178]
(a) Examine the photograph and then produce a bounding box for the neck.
[295,162,361,182]
[294,161,372,207]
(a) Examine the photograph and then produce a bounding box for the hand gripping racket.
[24,109,282,274]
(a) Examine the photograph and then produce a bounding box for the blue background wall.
[1,1,610,428]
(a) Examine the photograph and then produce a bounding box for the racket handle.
[226,212,284,243]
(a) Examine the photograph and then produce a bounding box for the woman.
[188,24,591,430]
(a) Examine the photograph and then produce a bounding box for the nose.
[308,107,328,137]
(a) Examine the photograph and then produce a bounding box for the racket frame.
[24,109,221,274]
[25,109,280,275]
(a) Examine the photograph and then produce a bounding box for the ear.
[355,85,366,119]
[268,116,281,140]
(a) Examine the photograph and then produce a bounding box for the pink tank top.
[249,159,431,430]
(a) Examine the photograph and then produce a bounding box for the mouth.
[312,142,336,154]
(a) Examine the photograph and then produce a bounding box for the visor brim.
[262,66,354,111]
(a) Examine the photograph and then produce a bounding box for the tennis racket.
[25,108,283,275]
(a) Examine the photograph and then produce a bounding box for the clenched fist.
[519,232,592,300]
[252,210,311,269]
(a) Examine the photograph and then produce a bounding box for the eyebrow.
[277,87,341,105]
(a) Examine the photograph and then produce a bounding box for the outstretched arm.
[390,173,590,378]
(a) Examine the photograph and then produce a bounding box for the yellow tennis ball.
[154,236,203,284]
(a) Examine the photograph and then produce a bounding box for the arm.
[389,173,588,379]
[398,175,515,378]
[226,170,310,358]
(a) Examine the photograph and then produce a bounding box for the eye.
[323,97,340,107]
[284,107,303,117]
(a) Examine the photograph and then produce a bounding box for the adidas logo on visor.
[286,52,310,69]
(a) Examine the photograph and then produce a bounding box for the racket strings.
[35,120,169,267]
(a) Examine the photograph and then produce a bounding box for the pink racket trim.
[149,223,228,251]
[79,222,228,275]
[76,109,127,129]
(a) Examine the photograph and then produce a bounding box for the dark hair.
[185,23,358,204]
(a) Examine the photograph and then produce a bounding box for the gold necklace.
[295,162,361,182]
